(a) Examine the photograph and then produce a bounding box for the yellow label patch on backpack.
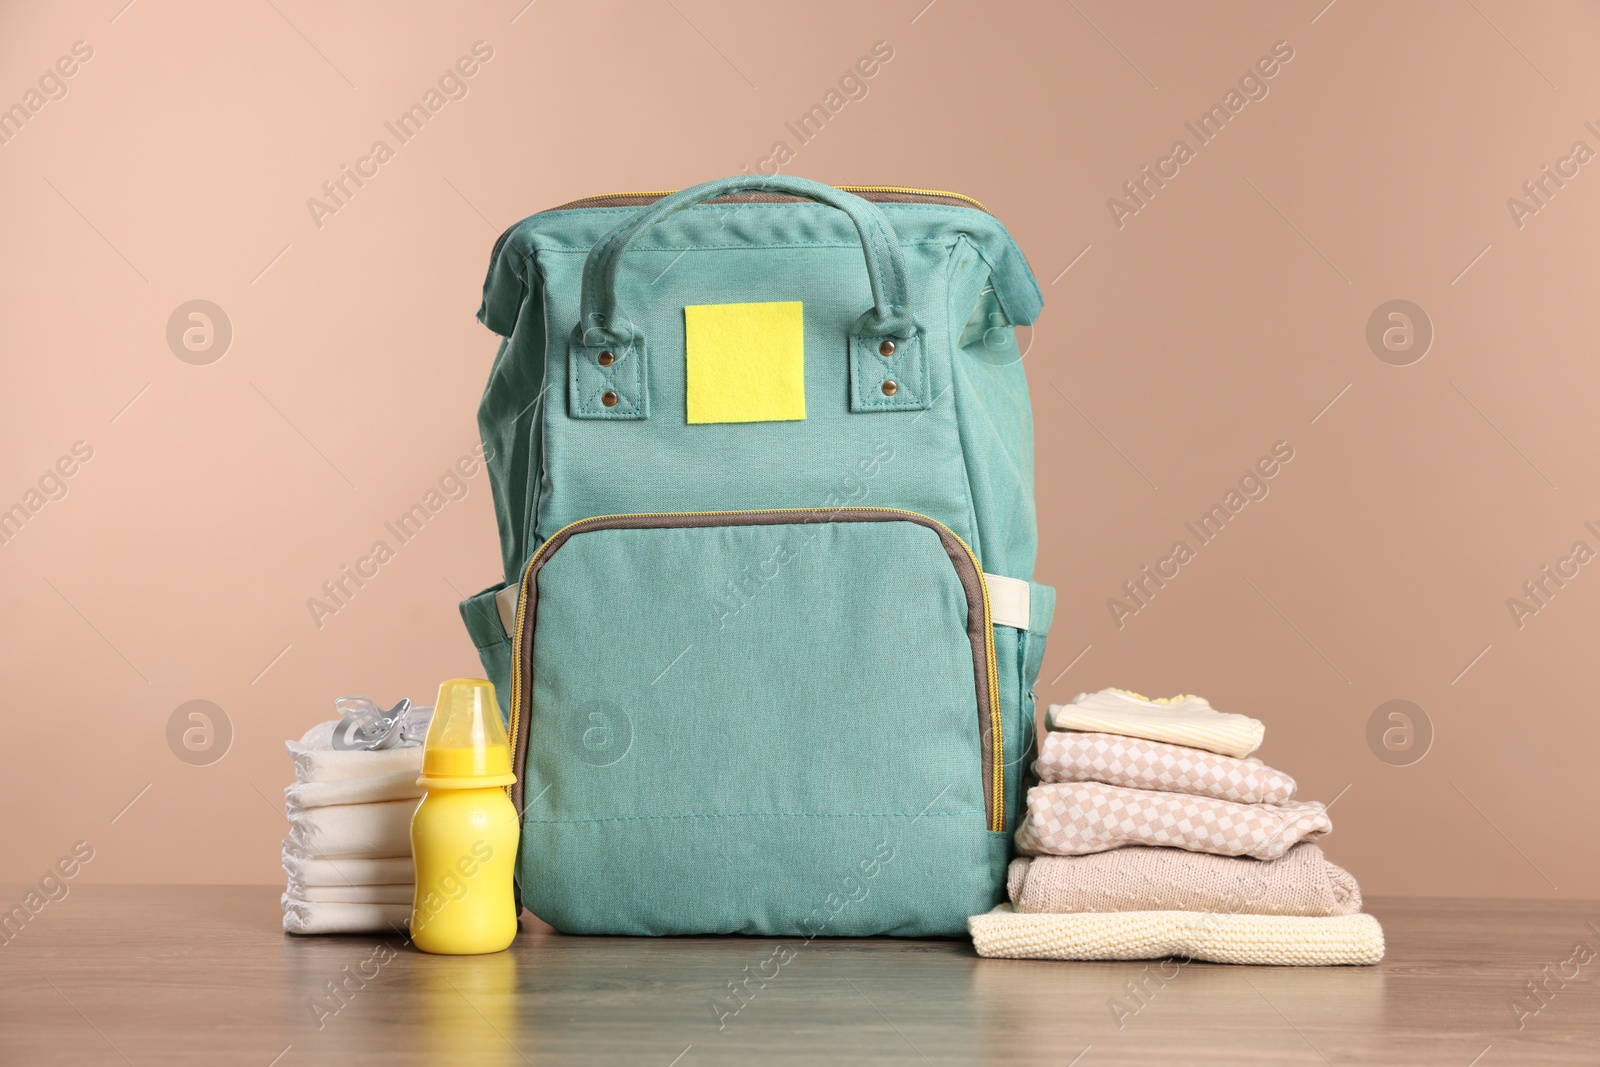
[684,301,805,424]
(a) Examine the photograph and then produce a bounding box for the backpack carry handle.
[575,176,918,348]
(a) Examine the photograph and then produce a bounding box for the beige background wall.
[2,0,1596,897]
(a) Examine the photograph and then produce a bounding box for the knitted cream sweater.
[1007,845,1362,916]
[969,905,1384,966]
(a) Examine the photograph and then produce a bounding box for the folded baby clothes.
[1049,689,1264,758]
[282,847,415,887]
[1007,844,1361,916]
[968,905,1384,965]
[286,797,418,859]
[1035,730,1296,805]
[282,895,412,936]
[285,769,426,810]
[286,883,415,905]
[1015,781,1330,860]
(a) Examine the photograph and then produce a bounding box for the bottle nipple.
[417,678,516,789]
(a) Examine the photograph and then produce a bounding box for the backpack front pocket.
[507,507,1007,936]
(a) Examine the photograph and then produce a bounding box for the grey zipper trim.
[510,508,997,827]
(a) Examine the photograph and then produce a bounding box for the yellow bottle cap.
[417,678,516,789]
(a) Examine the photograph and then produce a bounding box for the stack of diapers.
[971,689,1384,965]
[281,719,424,935]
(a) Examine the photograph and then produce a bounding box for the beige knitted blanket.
[1007,844,1361,916]
[1016,781,1330,860]
[969,905,1384,966]
[1036,730,1297,804]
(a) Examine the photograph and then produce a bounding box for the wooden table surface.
[1,887,1596,1065]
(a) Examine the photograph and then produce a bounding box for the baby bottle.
[410,678,521,954]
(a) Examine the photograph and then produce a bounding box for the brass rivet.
[881,380,898,396]
[601,391,619,407]
[597,351,616,367]
[878,339,896,357]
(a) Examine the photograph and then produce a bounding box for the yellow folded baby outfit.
[1049,689,1265,758]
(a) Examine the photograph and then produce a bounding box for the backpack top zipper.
[548,185,990,214]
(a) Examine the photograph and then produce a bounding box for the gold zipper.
[556,189,680,206]
[551,185,989,213]
[507,506,1005,831]
[838,185,989,210]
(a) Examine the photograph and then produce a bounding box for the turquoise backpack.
[459,176,1052,936]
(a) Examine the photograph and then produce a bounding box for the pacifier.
[331,696,433,750]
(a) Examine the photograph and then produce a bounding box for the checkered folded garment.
[1015,781,1331,860]
[1036,731,1297,805]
